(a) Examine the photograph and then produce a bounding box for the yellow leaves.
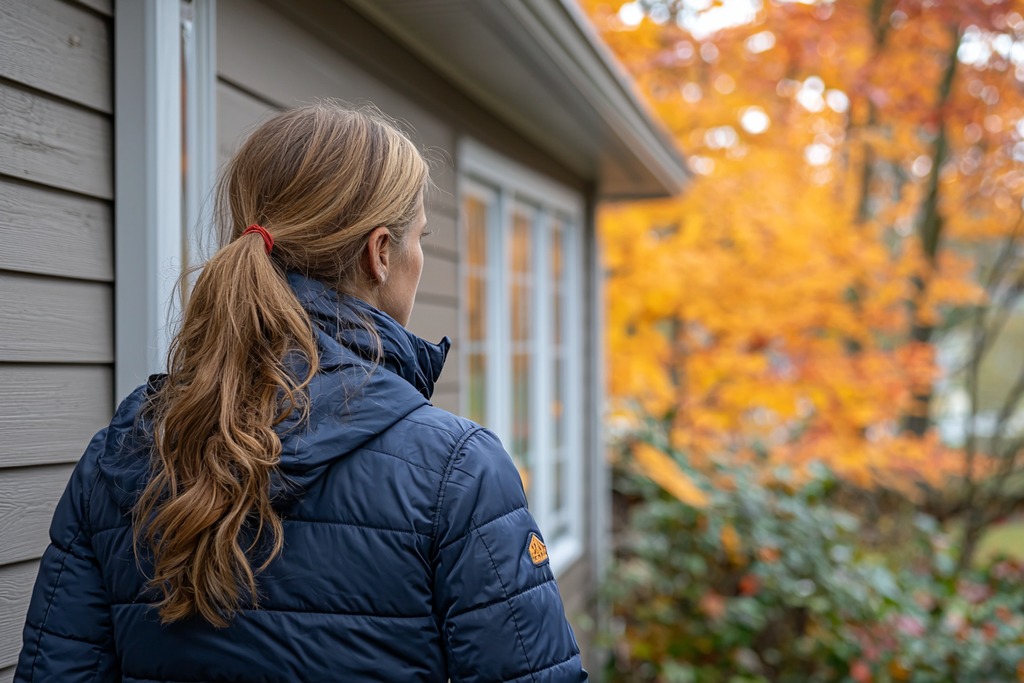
[587,0,1024,494]
[889,660,911,682]
[720,523,743,563]
[632,442,710,508]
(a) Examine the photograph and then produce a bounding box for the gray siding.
[0,0,114,671]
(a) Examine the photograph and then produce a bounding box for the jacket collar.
[286,271,451,400]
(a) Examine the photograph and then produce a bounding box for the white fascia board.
[506,0,690,196]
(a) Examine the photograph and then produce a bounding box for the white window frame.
[114,0,217,404]
[458,139,585,575]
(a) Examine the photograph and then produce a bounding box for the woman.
[15,104,587,682]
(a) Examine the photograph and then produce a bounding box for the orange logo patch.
[528,533,549,566]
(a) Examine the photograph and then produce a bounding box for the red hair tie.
[242,224,274,254]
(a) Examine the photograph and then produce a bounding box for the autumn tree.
[584,0,1024,565]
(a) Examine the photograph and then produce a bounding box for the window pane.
[510,209,533,343]
[463,191,491,428]
[468,274,486,342]
[467,353,487,425]
[511,208,532,274]
[465,195,488,269]
[554,453,565,511]
[553,355,565,450]
[551,221,564,281]
[512,352,532,489]
[551,223,565,346]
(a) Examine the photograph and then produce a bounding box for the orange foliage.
[584,0,1024,491]
[632,442,710,507]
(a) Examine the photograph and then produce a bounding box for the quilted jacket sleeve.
[14,429,120,682]
[432,428,587,683]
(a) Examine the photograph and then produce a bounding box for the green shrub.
[603,448,1024,683]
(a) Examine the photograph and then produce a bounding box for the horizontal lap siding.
[0,365,113,469]
[0,0,114,671]
[0,274,113,363]
[0,562,38,670]
[67,0,111,17]
[0,179,113,281]
[0,465,76,566]
[0,82,113,199]
[0,0,112,113]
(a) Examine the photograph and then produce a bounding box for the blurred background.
[583,1,1024,680]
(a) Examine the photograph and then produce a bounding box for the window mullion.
[533,208,552,530]
[567,219,584,546]
[491,186,510,448]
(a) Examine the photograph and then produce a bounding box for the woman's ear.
[365,226,392,285]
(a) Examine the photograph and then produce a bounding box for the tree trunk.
[901,27,962,436]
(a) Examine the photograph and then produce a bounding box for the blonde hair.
[133,103,428,627]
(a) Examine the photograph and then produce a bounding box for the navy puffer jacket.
[15,273,587,682]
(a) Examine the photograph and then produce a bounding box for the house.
[0,0,686,676]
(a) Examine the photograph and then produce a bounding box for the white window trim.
[457,138,585,576]
[114,0,217,404]
[182,0,219,270]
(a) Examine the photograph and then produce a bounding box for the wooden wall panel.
[407,299,458,349]
[0,562,37,669]
[0,178,113,282]
[0,274,112,363]
[0,365,112,469]
[418,248,458,303]
[0,0,112,113]
[0,0,114,671]
[0,465,74,566]
[423,209,458,257]
[68,0,111,16]
[216,78,278,169]
[0,82,112,199]
[431,387,458,415]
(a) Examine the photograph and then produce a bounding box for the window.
[459,140,584,573]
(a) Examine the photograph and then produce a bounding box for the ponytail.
[134,232,317,628]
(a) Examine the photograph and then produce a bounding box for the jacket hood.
[275,272,451,493]
[98,272,451,511]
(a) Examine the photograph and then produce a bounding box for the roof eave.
[345,0,689,199]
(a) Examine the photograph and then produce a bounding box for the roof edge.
[516,0,690,196]
[344,0,690,198]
